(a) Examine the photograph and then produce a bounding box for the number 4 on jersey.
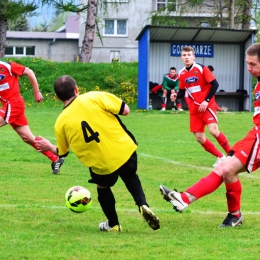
[81,121,100,143]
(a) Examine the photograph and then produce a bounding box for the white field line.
[139,153,260,180]
[1,204,260,215]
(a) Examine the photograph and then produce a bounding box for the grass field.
[1,106,260,260]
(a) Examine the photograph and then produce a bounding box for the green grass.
[1,106,260,259]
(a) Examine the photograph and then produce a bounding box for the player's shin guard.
[186,172,223,199]
[97,187,119,227]
[225,179,242,213]
[31,137,59,162]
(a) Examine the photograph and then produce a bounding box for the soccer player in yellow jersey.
[36,75,160,232]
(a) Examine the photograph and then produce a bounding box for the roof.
[136,25,257,43]
[6,15,79,40]
[6,31,79,40]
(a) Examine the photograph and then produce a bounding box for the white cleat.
[212,154,226,167]
[159,185,188,212]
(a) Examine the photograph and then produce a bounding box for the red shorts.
[190,108,218,132]
[231,126,260,172]
[0,97,28,128]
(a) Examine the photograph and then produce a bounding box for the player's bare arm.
[23,67,44,103]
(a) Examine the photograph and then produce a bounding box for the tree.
[7,14,29,31]
[0,0,37,57]
[150,0,255,30]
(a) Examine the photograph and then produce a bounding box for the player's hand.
[170,93,177,102]
[34,91,44,103]
[198,100,208,112]
[35,136,53,152]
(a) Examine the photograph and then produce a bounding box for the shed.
[136,25,257,111]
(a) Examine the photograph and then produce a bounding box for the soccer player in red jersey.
[171,46,231,167]
[0,60,64,174]
[160,43,260,227]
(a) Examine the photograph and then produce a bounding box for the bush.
[4,57,138,106]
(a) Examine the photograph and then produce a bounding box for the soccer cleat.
[212,154,226,167]
[140,205,160,230]
[159,185,188,212]
[161,107,166,111]
[51,157,64,174]
[159,185,172,202]
[99,220,122,232]
[177,107,184,111]
[218,213,244,228]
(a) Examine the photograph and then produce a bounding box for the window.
[5,46,35,56]
[104,20,127,36]
[157,0,177,11]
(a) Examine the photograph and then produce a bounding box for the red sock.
[216,132,231,155]
[180,193,190,204]
[201,139,223,158]
[225,180,242,213]
[186,172,223,199]
[31,137,59,162]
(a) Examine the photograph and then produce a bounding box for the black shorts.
[88,151,137,187]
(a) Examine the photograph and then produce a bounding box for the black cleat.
[51,157,64,174]
[219,213,244,228]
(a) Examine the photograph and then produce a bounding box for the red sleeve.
[10,62,25,77]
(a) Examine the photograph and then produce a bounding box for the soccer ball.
[65,186,92,213]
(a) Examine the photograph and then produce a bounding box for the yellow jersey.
[55,91,137,175]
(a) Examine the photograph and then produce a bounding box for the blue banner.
[171,43,214,57]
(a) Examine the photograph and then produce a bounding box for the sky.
[28,4,55,28]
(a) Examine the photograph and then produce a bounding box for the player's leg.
[0,117,7,127]
[119,152,160,230]
[174,90,183,111]
[14,125,63,174]
[194,132,223,158]
[88,170,121,232]
[219,131,260,227]
[161,88,168,110]
[159,146,245,227]
[208,122,231,154]
[191,113,225,166]
[219,155,245,227]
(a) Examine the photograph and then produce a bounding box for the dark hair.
[208,65,214,72]
[54,75,77,101]
[170,67,176,71]
[246,43,260,62]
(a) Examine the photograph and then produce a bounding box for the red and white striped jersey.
[179,62,216,114]
[0,61,25,102]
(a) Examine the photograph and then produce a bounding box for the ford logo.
[185,76,199,84]
[0,74,5,81]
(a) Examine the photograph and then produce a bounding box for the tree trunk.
[80,0,98,62]
[229,0,234,29]
[241,0,252,29]
[0,0,8,57]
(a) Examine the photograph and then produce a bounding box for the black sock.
[97,187,119,227]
